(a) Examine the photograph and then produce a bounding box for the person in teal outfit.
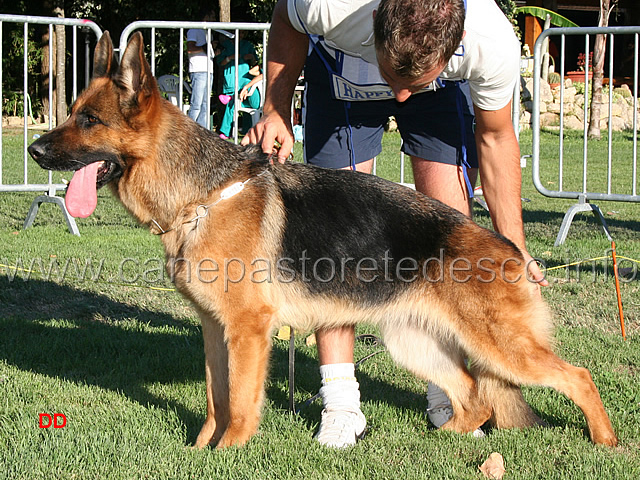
[216,32,258,138]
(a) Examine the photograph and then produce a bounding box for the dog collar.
[150,169,269,236]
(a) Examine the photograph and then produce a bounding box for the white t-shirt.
[186,29,215,73]
[288,0,520,111]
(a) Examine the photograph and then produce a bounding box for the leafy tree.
[247,0,277,23]
[514,6,578,28]
[1,28,44,117]
[494,0,520,38]
[588,0,619,139]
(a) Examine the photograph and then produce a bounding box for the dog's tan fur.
[29,32,617,449]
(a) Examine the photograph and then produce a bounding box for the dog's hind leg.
[466,301,617,445]
[502,351,617,446]
[194,314,230,449]
[381,323,492,434]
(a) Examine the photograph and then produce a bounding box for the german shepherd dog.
[28,32,617,449]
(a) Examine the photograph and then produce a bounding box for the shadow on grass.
[475,194,640,239]
[0,277,436,444]
[474,204,640,246]
[0,277,209,442]
[523,208,640,235]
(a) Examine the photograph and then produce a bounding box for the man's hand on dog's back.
[241,112,294,164]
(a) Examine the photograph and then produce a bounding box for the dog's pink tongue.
[65,163,100,218]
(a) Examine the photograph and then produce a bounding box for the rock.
[547,103,575,115]
[518,76,638,132]
[524,97,549,114]
[586,102,624,121]
[562,86,577,104]
[563,115,584,130]
[619,104,632,129]
[615,84,632,98]
[4,116,24,127]
[540,112,560,127]
[539,79,554,103]
[610,116,627,132]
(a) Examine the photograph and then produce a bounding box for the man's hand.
[241,113,294,163]
[522,250,549,298]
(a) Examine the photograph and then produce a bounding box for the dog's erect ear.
[116,32,156,107]
[92,31,118,79]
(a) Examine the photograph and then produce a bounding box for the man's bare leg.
[410,157,477,217]
[314,159,373,448]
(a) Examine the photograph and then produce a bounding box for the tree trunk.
[541,14,551,83]
[54,4,67,125]
[587,0,613,140]
[40,29,52,124]
[219,0,231,22]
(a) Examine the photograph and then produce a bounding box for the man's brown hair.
[374,0,465,79]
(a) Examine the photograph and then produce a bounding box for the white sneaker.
[314,407,367,448]
[426,401,454,429]
[427,400,485,438]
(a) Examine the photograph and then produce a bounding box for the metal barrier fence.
[0,14,102,235]
[119,21,270,142]
[531,26,639,246]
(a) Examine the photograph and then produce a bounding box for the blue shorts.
[302,46,478,170]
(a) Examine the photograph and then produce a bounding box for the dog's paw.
[591,431,618,447]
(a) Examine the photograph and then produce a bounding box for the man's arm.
[474,102,548,285]
[241,0,309,162]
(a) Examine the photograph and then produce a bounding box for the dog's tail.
[473,370,544,429]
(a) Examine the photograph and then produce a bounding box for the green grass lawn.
[0,128,639,479]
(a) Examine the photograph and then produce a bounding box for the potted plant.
[548,72,561,88]
[566,52,593,83]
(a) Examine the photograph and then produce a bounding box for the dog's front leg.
[215,308,273,449]
[194,315,230,449]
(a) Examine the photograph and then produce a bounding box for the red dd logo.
[38,413,67,428]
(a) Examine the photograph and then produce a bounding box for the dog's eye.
[78,112,103,129]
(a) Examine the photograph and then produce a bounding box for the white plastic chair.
[156,74,191,114]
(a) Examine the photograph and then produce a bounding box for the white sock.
[319,363,361,411]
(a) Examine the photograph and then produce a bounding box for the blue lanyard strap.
[294,0,336,74]
[453,81,474,198]
[453,1,472,196]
